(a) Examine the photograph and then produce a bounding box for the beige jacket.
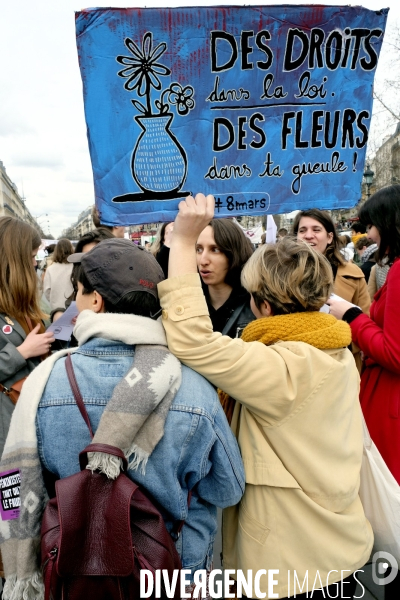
[158,274,373,598]
[334,261,370,372]
[334,262,370,314]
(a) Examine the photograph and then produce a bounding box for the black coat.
[206,288,255,338]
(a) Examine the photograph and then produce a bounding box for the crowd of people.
[0,183,399,600]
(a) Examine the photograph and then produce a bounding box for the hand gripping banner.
[75,5,388,225]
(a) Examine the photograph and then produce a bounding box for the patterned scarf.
[0,310,181,600]
[219,311,351,424]
[360,243,377,264]
[376,262,390,289]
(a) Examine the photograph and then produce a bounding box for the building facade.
[62,205,162,244]
[62,206,94,239]
[0,161,45,236]
[370,122,400,192]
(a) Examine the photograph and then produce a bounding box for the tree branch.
[373,91,400,122]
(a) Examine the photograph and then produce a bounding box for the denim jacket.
[36,335,245,575]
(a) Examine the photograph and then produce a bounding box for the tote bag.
[359,416,400,562]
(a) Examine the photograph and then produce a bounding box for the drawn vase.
[132,114,187,194]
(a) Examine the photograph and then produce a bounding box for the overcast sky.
[0,0,398,237]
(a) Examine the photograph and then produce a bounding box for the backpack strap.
[65,353,191,536]
[65,353,94,439]
[79,443,129,472]
[221,302,247,337]
[65,355,129,472]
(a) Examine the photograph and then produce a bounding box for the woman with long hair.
[196,218,255,337]
[151,221,174,277]
[328,185,400,485]
[0,217,55,455]
[292,208,370,370]
[43,238,74,311]
[157,194,372,600]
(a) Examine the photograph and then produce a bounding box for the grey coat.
[0,314,41,456]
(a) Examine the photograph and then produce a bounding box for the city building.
[62,206,94,239]
[370,121,400,191]
[331,122,400,225]
[0,160,46,236]
[62,205,162,245]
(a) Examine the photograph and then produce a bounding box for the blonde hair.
[0,217,46,323]
[241,236,333,315]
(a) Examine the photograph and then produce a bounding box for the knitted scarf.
[0,310,181,600]
[360,243,377,264]
[219,311,351,424]
[376,262,390,289]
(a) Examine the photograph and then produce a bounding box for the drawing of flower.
[167,83,195,115]
[117,33,195,119]
[117,32,171,114]
[116,32,195,197]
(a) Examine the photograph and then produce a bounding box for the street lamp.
[363,165,374,198]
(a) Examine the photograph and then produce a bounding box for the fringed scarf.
[219,311,351,424]
[0,310,181,600]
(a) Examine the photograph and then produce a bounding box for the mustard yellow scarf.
[219,311,351,423]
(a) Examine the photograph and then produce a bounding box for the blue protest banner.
[75,5,388,225]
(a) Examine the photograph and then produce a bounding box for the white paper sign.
[46,302,79,341]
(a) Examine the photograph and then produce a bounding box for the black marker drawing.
[114,32,195,202]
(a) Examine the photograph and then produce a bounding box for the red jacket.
[350,258,400,484]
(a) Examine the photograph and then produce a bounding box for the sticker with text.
[0,469,21,520]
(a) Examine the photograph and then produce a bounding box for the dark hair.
[45,244,56,254]
[150,222,173,256]
[53,238,74,263]
[74,228,115,253]
[208,219,254,287]
[350,222,366,234]
[291,209,345,269]
[358,184,400,264]
[354,236,375,251]
[278,228,288,236]
[75,264,160,317]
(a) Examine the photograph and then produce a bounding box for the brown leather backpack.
[41,354,183,600]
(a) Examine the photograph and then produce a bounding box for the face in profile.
[296,217,333,255]
[196,226,230,288]
[366,225,381,247]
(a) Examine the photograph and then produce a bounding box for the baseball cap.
[68,238,164,303]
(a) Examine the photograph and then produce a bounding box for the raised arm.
[167,193,215,278]
[159,195,331,425]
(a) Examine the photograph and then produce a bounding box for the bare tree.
[368,21,400,156]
